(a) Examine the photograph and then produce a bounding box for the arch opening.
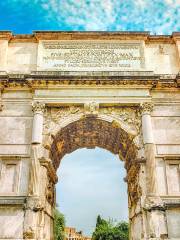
[56,147,128,237]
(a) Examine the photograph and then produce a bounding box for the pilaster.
[140,102,156,196]
[32,101,45,144]
[140,102,168,239]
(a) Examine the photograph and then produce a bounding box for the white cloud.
[134,0,147,8]
[4,0,180,34]
[38,0,179,33]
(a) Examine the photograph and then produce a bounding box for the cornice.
[0,71,179,89]
[9,34,37,43]
[146,35,174,44]
[0,31,179,43]
[0,31,12,40]
[34,31,150,41]
[0,196,26,206]
[172,32,180,42]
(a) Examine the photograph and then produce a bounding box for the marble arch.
[0,31,180,240]
[42,104,141,238]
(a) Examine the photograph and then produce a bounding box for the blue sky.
[0,0,179,34]
[56,148,127,236]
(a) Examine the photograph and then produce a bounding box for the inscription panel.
[38,41,145,71]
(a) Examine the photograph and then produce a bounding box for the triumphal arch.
[0,31,180,240]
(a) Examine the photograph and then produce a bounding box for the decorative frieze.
[0,72,179,90]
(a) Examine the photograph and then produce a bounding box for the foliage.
[54,208,65,240]
[92,215,129,240]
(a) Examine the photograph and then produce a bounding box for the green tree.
[54,208,65,240]
[92,215,129,240]
[96,215,108,228]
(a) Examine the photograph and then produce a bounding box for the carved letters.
[39,41,144,71]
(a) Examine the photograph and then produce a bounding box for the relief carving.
[46,178,55,206]
[50,106,82,123]
[43,106,84,136]
[28,146,41,196]
[127,163,141,206]
[100,106,141,134]
[43,106,141,138]
[84,102,99,115]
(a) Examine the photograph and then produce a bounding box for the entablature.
[0,71,179,90]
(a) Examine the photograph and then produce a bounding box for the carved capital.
[84,102,99,115]
[140,102,153,115]
[32,101,45,114]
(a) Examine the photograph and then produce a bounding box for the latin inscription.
[38,41,144,71]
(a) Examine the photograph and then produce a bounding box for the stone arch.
[50,116,138,170]
[29,105,144,240]
[43,105,141,167]
[47,114,142,208]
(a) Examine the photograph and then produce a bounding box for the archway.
[25,102,169,240]
[48,114,141,239]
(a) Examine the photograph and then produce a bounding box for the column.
[24,101,46,238]
[140,102,157,197]
[141,102,168,239]
[32,101,45,144]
